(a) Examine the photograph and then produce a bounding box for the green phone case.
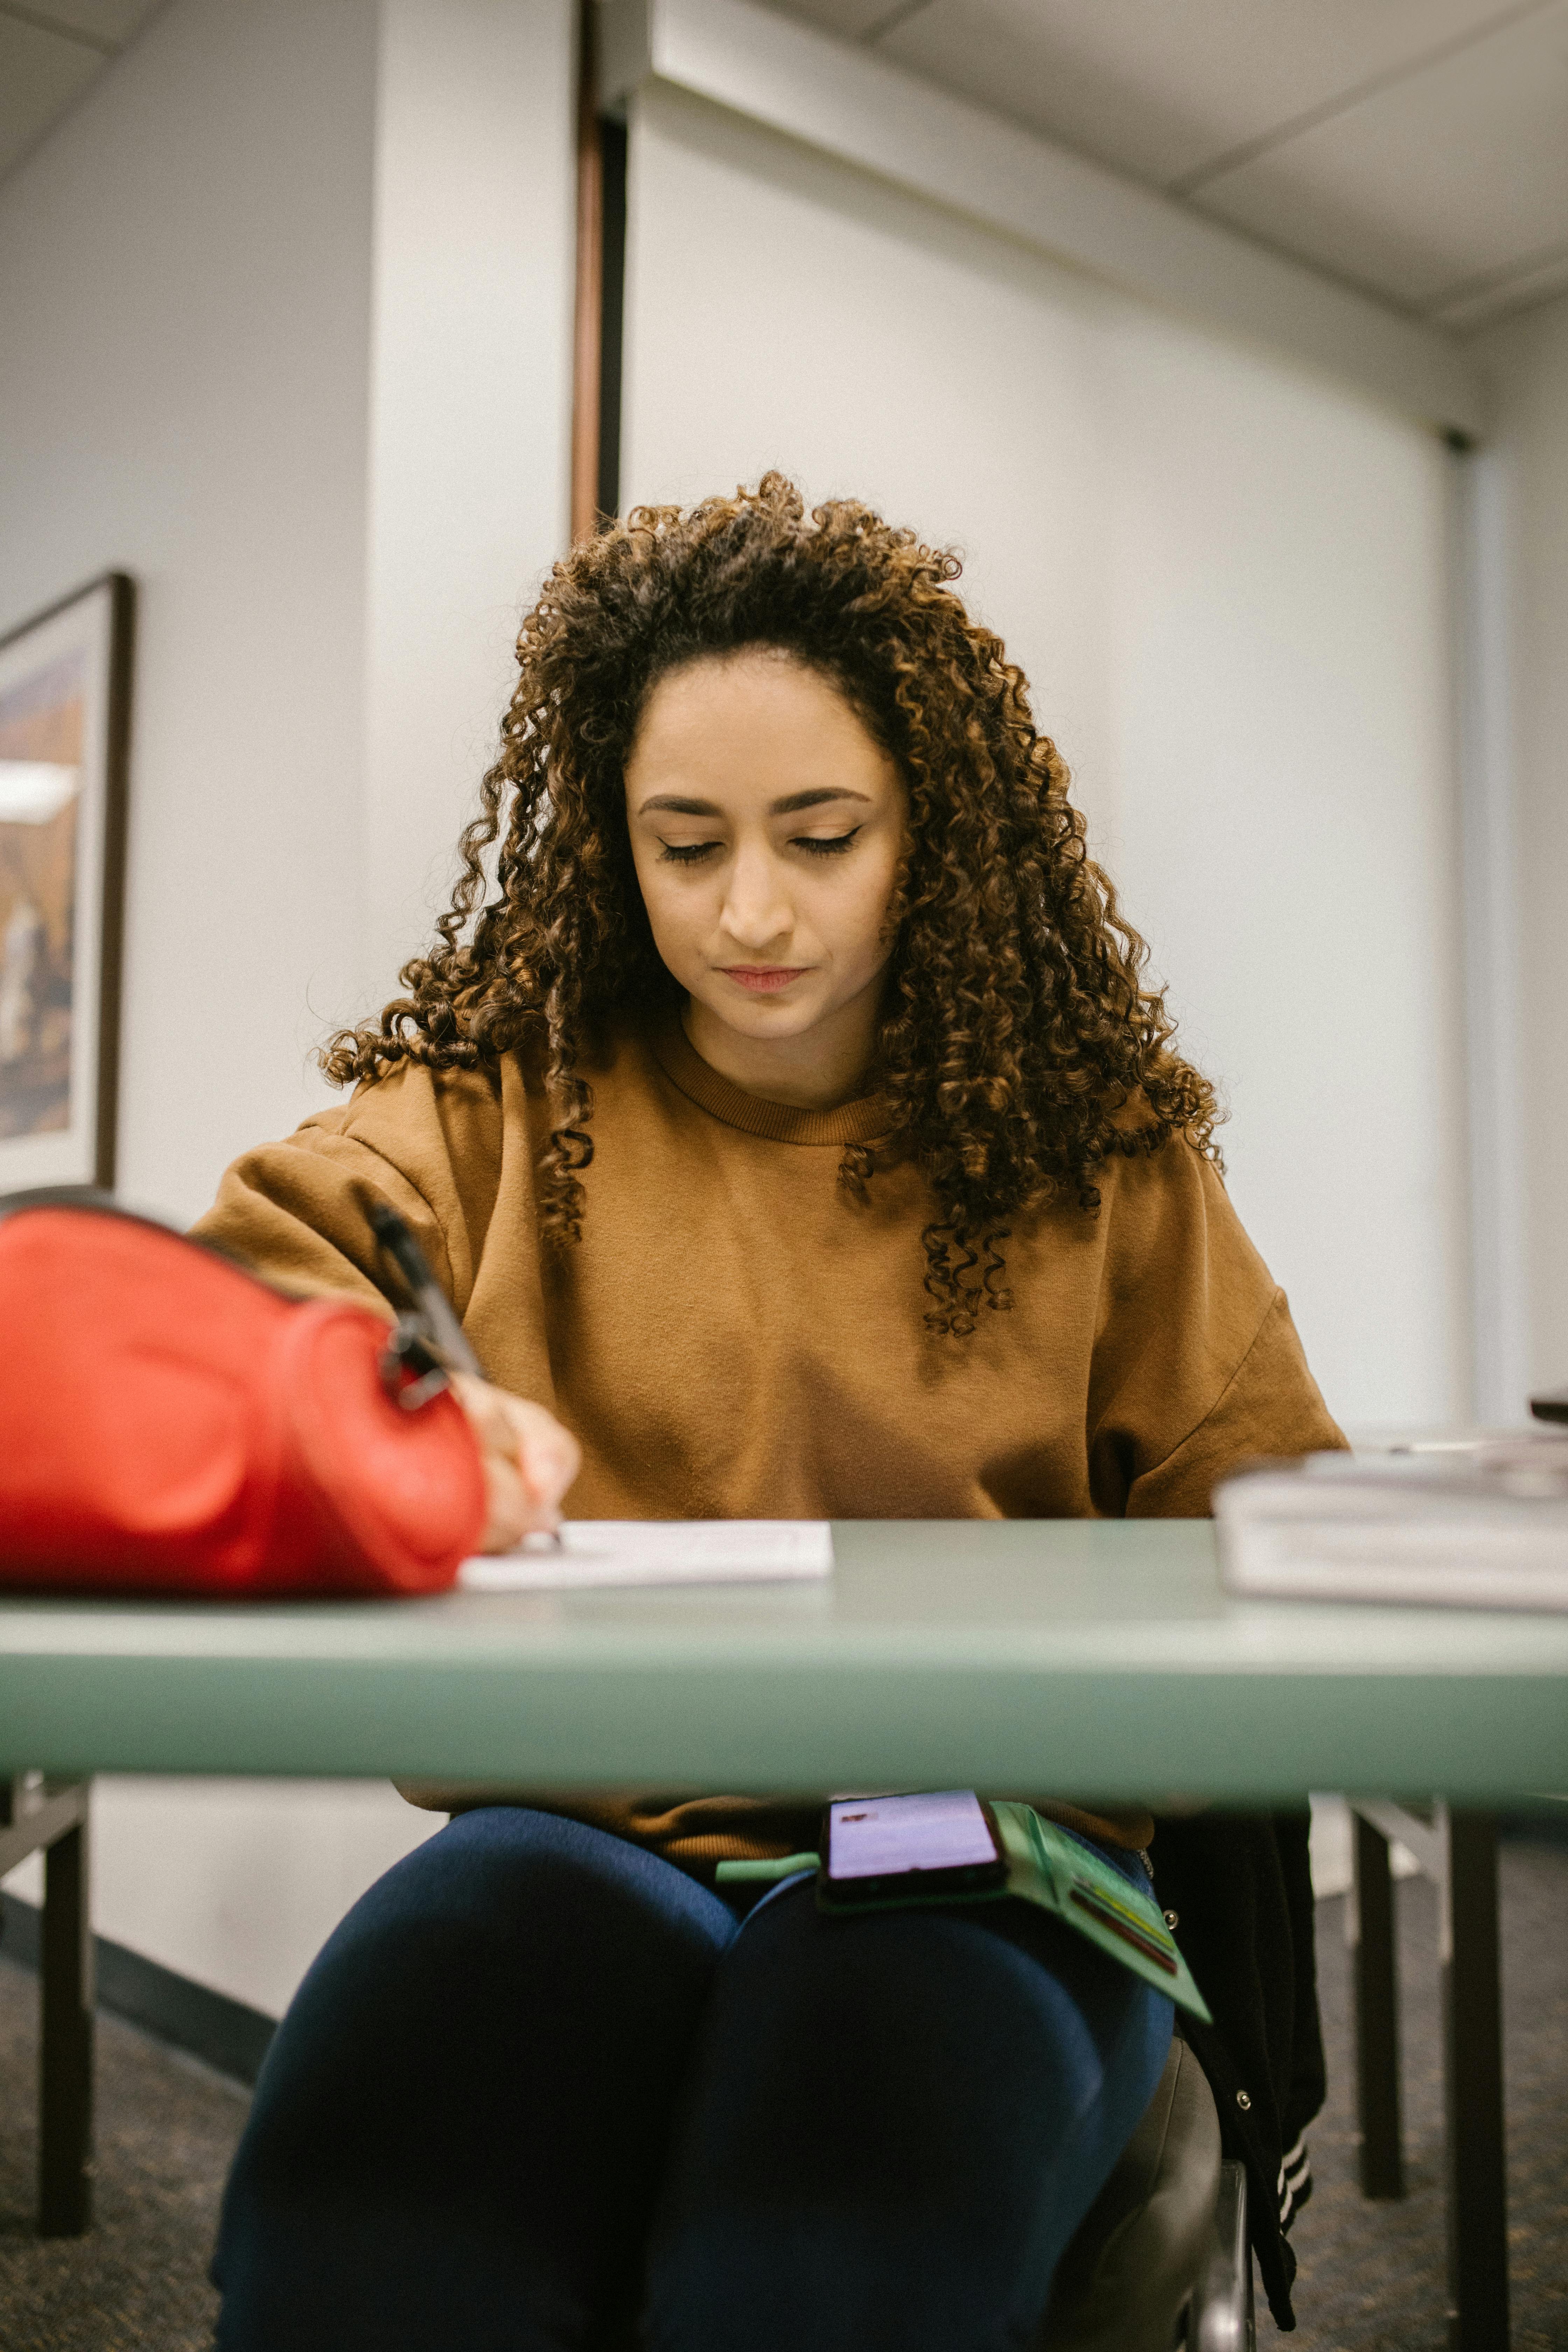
[715,1801,1211,2023]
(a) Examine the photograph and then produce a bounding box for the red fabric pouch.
[0,1198,485,1597]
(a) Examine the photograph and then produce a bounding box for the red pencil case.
[0,1196,484,1597]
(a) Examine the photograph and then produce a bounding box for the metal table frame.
[1350,1802,1510,2352]
[0,1774,93,2235]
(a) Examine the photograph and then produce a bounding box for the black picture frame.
[0,573,134,1190]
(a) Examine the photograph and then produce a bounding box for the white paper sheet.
[458,1520,834,1593]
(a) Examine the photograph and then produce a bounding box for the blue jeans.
[212,1807,1172,2352]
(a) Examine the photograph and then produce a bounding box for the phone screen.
[826,1791,1001,1882]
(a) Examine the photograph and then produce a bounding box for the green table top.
[1,1521,1565,1800]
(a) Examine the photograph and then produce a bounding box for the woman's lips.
[721,966,812,994]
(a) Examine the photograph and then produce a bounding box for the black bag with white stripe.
[1149,1807,1324,2332]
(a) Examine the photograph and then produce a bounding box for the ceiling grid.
[4,0,1565,337]
[773,0,1568,332]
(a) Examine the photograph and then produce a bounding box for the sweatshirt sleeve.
[1085,1140,1346,1517]
[193,1113,445,1319]
[191,1056,558,1410]
[1125,1287,1346,1517]
[190,1059,505,1317]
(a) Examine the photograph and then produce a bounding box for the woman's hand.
[450,1374,581,1552]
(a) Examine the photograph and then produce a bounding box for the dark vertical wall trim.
[569,0,604,545]
[597,118,628,525]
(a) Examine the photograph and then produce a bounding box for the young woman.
[199,475,1340,2351]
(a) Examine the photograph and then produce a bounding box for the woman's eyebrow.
[770,788,871,815]
[635,788,872,818]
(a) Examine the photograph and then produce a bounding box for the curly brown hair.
[325,472,1222,1336]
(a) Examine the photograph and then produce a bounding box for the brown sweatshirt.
[195,1010,1344,1873]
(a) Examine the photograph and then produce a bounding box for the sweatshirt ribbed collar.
[650,1011,889,1147]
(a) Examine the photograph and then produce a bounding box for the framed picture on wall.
[0,574,133,1192]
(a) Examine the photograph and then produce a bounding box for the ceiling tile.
[1194,2,1568,308]
[0,16,103,182]
[1435,246,1568,331]
[872,0,1529,190]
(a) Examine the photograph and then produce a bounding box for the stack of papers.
[459,1519,834,1594]
[1215,1441,1568,1610]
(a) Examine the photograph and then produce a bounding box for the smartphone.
[820,1790,1008,1906]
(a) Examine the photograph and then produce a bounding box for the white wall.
[363,0,578,1000]
[1468,292,1568,1407]
[623,83,1470,1432]
[0,0,575,2015]
[1100,328,1465,1433]
[0,0,379,1212]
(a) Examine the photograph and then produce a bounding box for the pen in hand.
[368,1198,484,1379]
[367,1197,565,1548]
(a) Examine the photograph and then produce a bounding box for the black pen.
[368,1197,563,1549]
[367,1198,484,1379]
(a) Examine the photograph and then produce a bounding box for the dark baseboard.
[1500,1805,1568,1847]
[0,1891,275,2087]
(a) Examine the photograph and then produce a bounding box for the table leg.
[1443,1810,1508,2352]
[39,1811,93,2237]
[1352,1810,1405,2198]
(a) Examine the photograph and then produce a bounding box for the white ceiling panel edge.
[600,0,1487,438]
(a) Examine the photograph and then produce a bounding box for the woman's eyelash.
[656,827,863,865]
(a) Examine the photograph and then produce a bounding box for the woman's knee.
[282,1806,728,2029]
[224,1808,735,2218]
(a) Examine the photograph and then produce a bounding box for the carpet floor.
[0,1969,240,2350]
[0,1840,1562,2349]
[1289,1838,1567,2352]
